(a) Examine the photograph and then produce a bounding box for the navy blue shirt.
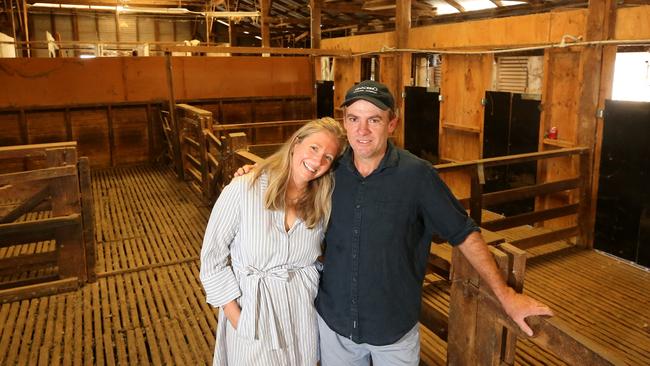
[316,142,479,345]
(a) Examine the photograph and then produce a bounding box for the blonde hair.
[251,117,347,229]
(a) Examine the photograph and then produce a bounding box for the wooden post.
[448,246,480,365]
[9,0,18,56]
[200,127,210,204]
[448,244,518,365]
[498,243,528,365]
[165,51,184,179]
[580,0,617,248]
[78,157,96,282]
[106,105,115,167]
[260,0,270,51]
[22,0,30,57]
[577,150,592,248]
[225,132,248,179]
[46,147,85,282]
[228,19,237,47]
[395,0,411,148]
[470,165,484,226]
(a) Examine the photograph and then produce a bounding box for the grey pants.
[317,314,420,366]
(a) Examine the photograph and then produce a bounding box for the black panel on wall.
[596,100,650,267]
[509,93,541,188]
[316,81,334,118]
[483,91,540,216]
[404,86,439,163]
[483,92,511,194]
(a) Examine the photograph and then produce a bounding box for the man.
[314,80,553,366]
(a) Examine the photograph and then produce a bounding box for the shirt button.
[353,229,359,234]
[356,204,361,209]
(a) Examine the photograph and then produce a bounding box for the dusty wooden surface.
[0,165,648,365]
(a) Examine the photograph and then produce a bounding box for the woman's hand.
[222,300,242,329]
[234,164,256,178]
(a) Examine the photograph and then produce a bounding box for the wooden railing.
[0,142,95,303]
[441,242,624,365]
[161,101,318,203]
[435,147,590,250]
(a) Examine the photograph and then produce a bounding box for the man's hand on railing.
[234,164,256,178]
[500,288,554,337]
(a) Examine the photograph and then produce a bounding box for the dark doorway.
[483,91,541,216]
[404,86,440,163]
[595,100,650,267]
[316,80,334,118]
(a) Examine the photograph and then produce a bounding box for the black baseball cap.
[341,80,395,111]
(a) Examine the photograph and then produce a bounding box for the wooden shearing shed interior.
[1,0,650,364]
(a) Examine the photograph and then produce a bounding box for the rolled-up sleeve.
[420,167,480,246]
[200,178,242,307]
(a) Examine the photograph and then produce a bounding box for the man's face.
[343,99,397,163]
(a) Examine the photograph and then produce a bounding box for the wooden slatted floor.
[1,165,649,365]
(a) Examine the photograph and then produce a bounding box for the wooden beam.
[427,0,587,24]
[78,157,96,282]
[162,45,351,56]
[482,178,580,206]
[0,251,55,275]
[0,141,77,160]
[260,0,271,49]
[46,147,86,281]
[395,0,410,148]
[510,226,579,250]
[0,213,81,247]
[22,0,30,57]
[310,0,321,82]
[444,0,466,13]
[0,165,77,186]
[0,186,50,224]
[26,0,206,6]
[482,203,580,231]
[576,0,617,248]
[435,147,588,173]
[310,0,321,49]
[0,277,80,304]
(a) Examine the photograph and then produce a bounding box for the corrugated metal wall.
[28,11,197,56]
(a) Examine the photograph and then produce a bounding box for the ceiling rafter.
[443,0,466,13]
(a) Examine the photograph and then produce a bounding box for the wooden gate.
[0,142,95,303]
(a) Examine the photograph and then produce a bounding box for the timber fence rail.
[435,147,591,250]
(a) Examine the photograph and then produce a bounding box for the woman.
[200,117,347,365]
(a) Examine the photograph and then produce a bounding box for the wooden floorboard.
[0,165,648,365]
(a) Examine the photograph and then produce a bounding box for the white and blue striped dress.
[200,173,323,365]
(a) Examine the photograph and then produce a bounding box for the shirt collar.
[341,140,399,175]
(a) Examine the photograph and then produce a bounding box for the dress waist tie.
[234,264,293,350]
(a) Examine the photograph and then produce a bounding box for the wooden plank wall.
[0,104,161,170]
[321,4,649,214]
[0,57,314,168]
[438,54,492,198]
[0,57,313,108]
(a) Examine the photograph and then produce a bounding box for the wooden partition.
[163,98,320,203]
[445,243,623,365]
[0,56,314,169]
[436,147,591,250]
[0,142,95,303]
